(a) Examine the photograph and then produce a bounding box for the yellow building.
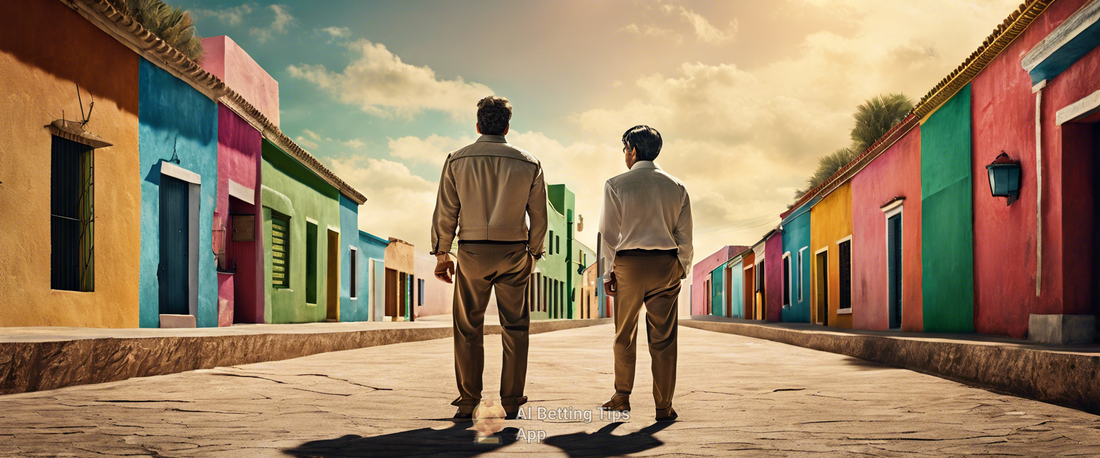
[809,182,854,329]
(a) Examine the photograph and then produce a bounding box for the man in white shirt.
[599,125,693,422]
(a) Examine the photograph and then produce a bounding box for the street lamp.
[986,151,1021,206]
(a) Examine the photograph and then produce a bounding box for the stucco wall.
[0,0,141,327]
[765,233,784,322]
[851,127,923,331]
[811,182,853,329]
[691,247,732,315]
[214,105,263,324]
[260,139,340,324]
[138,59,219,328]
[729,260,744,318]
[921,85,975,333]
[413,253,455,318]
[339,195,359,322]
[199,36,279,126]
[358,232,388,322]
[781,210,812,323]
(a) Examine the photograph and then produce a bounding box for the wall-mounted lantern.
[986,151,1021,206]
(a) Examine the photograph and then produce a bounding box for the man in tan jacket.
[600,125,692,422]
[431,96,548,420]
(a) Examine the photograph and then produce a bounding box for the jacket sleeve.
[526,162,548,257]
[599,180,621,283]
[430,154,460,255]
[673,185,694,280]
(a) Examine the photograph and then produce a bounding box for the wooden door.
[326,230,339,321]
[159,175,189,316]
[385,268,397,317]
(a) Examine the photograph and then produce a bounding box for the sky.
[178,0,1021,275]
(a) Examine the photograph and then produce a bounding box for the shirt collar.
[476,135,507,143]
[630,160,658,171]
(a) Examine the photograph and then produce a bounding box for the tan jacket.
[431,135,548,257]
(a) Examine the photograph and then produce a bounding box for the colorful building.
[740,249,756,320]
[384,238,415,321]
[357,231,389,322]
[726,251,747,319]
[809,182,853,328]
[529,184,584,320]
[413,252,455,318]
[690,245,749,317]
[779,198,817,323]
[764,229,784,322]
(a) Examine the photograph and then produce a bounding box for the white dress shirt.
[599,161,693,282]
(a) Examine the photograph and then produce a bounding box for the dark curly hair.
[477,96,512,135]
[622,125,662,161]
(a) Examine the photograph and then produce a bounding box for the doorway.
[159,175,190,316]
[385,268,397,319]
[815,249,829,326]
[887,211,903,329]
[326,229,339,322]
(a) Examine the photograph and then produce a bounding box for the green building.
[528,184,595,320]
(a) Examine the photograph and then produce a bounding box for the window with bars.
[839,239,852,311]
[51,136,95,292]
[271,215,290,288]
[548,230,554,255]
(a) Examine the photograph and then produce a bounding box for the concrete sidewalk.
[684,315,1100,415]
[0,315,610,396]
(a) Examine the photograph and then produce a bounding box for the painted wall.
[710,266,725,317]
[572,241,596,319]
[0,0,141,327]
[851,127,923,331]
[741,251,755,320]
[358,231,388,322]
[260,139,340,324]
[532,198,569,320]
[781,209,813,323]
[765,232,784,322]
[213,104,263,324]
[810,182,853,329]
[971,0,1100,337]
[384,238,415,319]
[339,195,359,321]
[729,260,744,318]
[691,246,734,315]
[921,85,975,333]
[200,36,279,126]
[138,58,219,328]
[413,253,455,318]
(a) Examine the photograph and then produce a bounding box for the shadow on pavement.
[282,421,519,457]
[542,421,674,457]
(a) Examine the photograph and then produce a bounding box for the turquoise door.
[730,261,744,318]
[159,175,189,316]
[711,268,724,317]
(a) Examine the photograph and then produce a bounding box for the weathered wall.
[199,36,279,126]
[339,195,359,322]
[811,182,853,329]
[765,233,784,322]
[781,209,812,323]
[921,85,975,333]
[691,247,733,315]
[138,59,219,328]
[851,127,923,331]
[0,0,141,327]
[358,232,388,322]
[413,253,455,318]
[741,251,755,319]
[260,139,340,324]
[214,105,263,324]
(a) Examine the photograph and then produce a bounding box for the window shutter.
[271,216,290,288]
[839,240,852,310]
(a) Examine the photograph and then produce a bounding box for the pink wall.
[217,272,234,327]
[970,0,1100,337]
[201,36,279,126]
[851,127,923,331]
[413,253,455,318]
[764,233,783,322]
[215,105,263,324]
[691,246,735,315]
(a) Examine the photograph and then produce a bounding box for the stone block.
[1028,314,1096,345]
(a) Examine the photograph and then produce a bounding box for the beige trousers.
[452,242,533,408]
[612,254,682,410]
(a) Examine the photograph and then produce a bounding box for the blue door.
[711,268,725,317]
[159,175,189,316]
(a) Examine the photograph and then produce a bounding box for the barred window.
[51,136,94,291]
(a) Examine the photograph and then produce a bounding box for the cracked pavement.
[0,322,1098,457]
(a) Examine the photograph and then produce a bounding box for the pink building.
[200,36,280,126]
[691,245,749,316]
[764,231,784,322]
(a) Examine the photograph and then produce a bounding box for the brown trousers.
[452,242,533,408]
[613,254,682,410]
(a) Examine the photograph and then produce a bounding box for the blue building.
[358,231,390,321]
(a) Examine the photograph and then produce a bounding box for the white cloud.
[387,134,475,164]
[326,156,439,251]
[294,136,319,150]
[620,23,684,44]
[320,26,351,40]
[250,4,296,43]
[193,4,253,27]
[342,138,365,149]
[668,5,738,44]
[287,40,493,120]
[302,129,321,141]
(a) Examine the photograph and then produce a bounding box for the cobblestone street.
[1,322,1098,457]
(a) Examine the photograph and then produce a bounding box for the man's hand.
[603,272,617,297]
[435,253,455,284]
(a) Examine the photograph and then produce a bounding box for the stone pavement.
[0,323,1098,457]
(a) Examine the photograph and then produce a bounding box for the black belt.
[617,249,677,257]
[458,240,526,246]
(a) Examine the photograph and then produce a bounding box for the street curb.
[0,318,611,395]
[681,319,1100,415]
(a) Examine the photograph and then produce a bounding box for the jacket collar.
[476,135,507,143]
[630,160,659,171]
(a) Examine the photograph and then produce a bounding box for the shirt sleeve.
[599,180,621,283]
[527,162,549,258]
[673,186,693,280]
[430,154,460,255]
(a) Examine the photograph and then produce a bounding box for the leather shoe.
[600,394,630,412]
[454,404,476,419]
[503,396,528,420]
[655,406,678,422]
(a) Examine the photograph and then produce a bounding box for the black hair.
[477,96,512,135]
[622,125,662,161]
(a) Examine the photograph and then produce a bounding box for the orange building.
[810,182,854,329]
